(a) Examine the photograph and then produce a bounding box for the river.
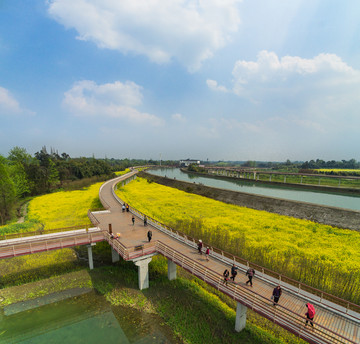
[147,168,360,211]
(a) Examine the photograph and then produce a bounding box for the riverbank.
[140,171,360,231]
[181,168,360,195]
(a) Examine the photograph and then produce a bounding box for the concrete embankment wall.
[139,171,360,231]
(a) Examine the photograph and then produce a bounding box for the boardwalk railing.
[0,227,104,259]
[0,224,94,241]
[109,173,360,319]
[155,240,358,344]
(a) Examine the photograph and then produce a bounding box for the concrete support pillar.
[111,246,120,263]
[134,257,152,290]
[235,302,247,332]
[167,259,177,281]
[269,175,272,182]
[87,243,96,270]
[301,176,303,184]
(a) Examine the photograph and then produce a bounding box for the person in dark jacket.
[272,285,282,306]
[223,269,230,285]
[132,216,135,226]
[144,216,147,226]
[197,240,203,255]
[230,264,238,281]
[147,229,152,242]
[245,268,255,287]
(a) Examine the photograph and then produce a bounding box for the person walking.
[223,269,230,285]
[197,240,203,255]
[144,216,147,226]
[132,216,135,226]
[305,303,316,328]
[205,247,210,261]
[122,204,125,212]
[230,264,238,282]
[147,229,152,242]
[245,268,255,287]
[272,285,282,306]
[126,203,129,212]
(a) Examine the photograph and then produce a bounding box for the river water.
[0,289,180,344]
[147,168,360,211]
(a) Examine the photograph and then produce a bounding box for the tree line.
[0,146,177,225]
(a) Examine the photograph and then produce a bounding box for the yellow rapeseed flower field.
[117,178,360,303]
[28,182,103,229]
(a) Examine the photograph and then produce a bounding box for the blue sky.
[1,0,359,161]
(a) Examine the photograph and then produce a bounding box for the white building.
[179,159,201,167]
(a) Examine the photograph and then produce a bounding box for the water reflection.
[148,168,360,211]
[0,290,180,344]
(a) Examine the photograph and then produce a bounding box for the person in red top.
[305,303,316,327]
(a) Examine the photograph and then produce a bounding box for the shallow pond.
[0,288,180,344]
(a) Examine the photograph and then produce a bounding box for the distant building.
[180,159,201,167]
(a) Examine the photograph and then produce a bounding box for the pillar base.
[235,302,247,332]
[134,257,152,290]
[87,243,96,270]
[111,246,120,263]
[167,259,177,281]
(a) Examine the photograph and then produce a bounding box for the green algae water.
[0,289,180,344]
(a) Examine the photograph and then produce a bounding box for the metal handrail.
[154,240,358,344]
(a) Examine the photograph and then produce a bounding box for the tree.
[0,156,16,224]
[7,146,32,197]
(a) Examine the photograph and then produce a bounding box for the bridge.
[0,171,359,344]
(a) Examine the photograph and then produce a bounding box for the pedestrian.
[205,247,210,261]
[147,229,152,242]
[126,203,129,212]
[245,268,255,287]
[122,204,125,212]
[305,303,316,328]
[144,216,147,226]
[110,233,114,239]
[223,269,230,285]
[272,285,282,306]
[230,264,238,281]
[132,216,135,226]
[197,240,203,255]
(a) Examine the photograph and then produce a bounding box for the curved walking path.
[92,171,360,344]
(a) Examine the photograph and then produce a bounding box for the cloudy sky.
[1,0,359,161]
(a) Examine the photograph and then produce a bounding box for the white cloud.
[172,113,187,123]
[48,0,241,71]
[231,50,359,94]
[205,51,360,135]
[0,86,34,116]
[63,80,163,126]
[206,79,228,92]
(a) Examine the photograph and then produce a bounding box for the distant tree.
[0,156,16,224]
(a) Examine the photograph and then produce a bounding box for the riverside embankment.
[139,171,360,231]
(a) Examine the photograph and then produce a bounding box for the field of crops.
[27,182,103,229]
[116,178,360,304]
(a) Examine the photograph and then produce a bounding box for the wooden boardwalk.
[0,171,359,344]
[93,172,360,344]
